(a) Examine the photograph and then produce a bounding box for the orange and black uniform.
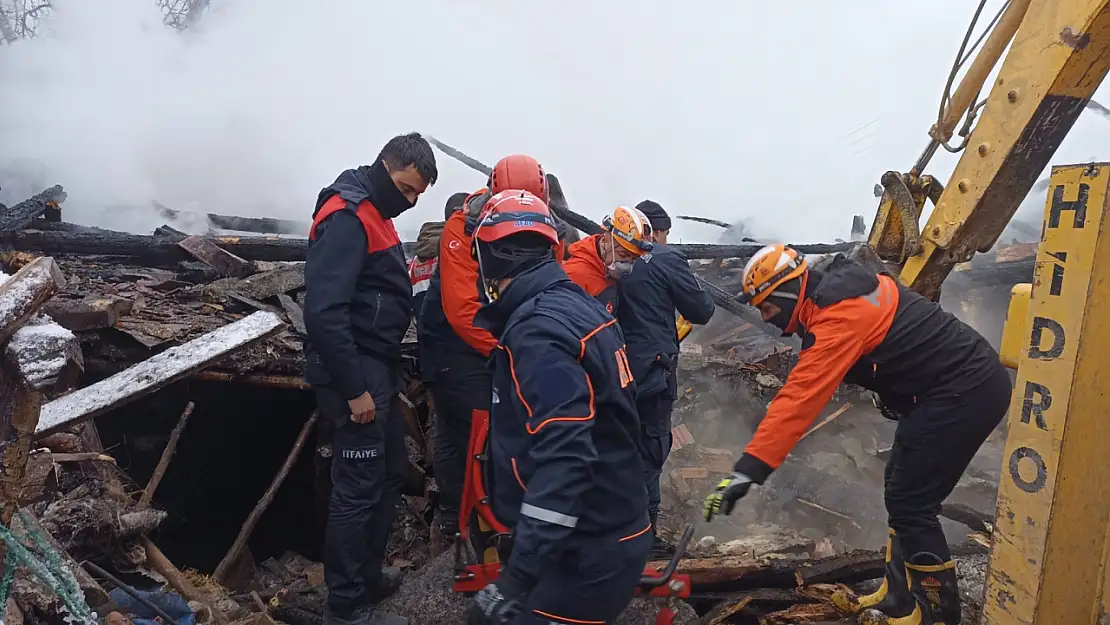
[304,165,413,615]
[735,256,1011,563]
[417,189,498,534]
[562,234,619,315]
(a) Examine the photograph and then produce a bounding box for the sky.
[3,0,1110,243]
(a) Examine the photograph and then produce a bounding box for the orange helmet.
[490,154,548,201]
[740,244,807,306]
[603,206,654,256]
[472,190,559,247]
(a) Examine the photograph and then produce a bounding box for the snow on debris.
[0,267,78,390]
[0,261,54,325]
[36,311,284,435]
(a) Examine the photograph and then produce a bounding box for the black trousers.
[317,364,408,614]
[512,524,652,624]
[431,363,491,533]
[885,364,1012,560]
[636,366,678,520]
[637,392,675,520]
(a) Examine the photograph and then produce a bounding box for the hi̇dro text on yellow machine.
[864,0,1110,622]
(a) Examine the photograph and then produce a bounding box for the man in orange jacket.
[562,205,654,314]
[417,155,552,542]
[703,245,1011,625]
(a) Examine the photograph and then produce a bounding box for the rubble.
[0,187,1017,625]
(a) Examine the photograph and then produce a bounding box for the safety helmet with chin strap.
[470,190,559,300]
[740,244,807,306]
[602,205,654,256]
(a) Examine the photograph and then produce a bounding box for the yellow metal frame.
[999,283,1032,369]
[869,0,1110,300]
[985,163,1110,624]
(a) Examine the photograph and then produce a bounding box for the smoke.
[1,0,989,242]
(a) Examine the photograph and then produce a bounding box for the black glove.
[467,568,534,625]
[872,393,903,421]
[703,472,754,521]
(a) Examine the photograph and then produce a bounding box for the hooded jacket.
[735,255,1002,483]
[418,189,573,373]
[304,166,414,399]
[418,189,499,377]
[476,260,650,581]
[563,234,620,315]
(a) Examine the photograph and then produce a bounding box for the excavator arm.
[869,0,1110,299]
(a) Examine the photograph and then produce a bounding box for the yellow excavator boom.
[868,0,1110,300]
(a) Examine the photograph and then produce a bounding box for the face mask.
[607,261,635,280]
[765,294,798,336]
[606,237,634,280]
[368,160,416,219]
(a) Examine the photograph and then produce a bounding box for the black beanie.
[636,200,671,231]
[445,192,469,219]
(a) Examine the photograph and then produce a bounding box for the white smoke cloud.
[5,0,1109,243]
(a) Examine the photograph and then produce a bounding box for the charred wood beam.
[154,202,309,236]
[0,186,66,232]
[944,259,1034,291]
[35,311,286,437]
[1,224,855,266]
[678,242,857,259]
[0,229,417,266]
[177,236,256,278]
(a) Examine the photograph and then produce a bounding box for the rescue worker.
[411,193,467,387]
[562,205,654,314]
[467,190,651,625]
[418,155,550,543]
[702,245,1011,625]
[304,132,438,625]
[618,200,715,555]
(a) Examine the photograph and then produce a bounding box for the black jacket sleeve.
[503,317,598,580]
[663,251,715,325]
[304,210,368,400]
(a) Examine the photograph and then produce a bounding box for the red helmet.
[489,155,548,201]
[473,190,559,247]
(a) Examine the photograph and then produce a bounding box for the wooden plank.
[43,296,131,331]
[794,550,885,587]
[178,235,256,278]
[277,294,306,335]
[213,411,318,583]
[35,311,285,436]
[0,369,43,524]
[677,466,709,479]
[798,403,853,442]
[0,257,65,344]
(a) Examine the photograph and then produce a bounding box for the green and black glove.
[704,472,754,522]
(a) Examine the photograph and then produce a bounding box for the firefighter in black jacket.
[466,190,651,625]
[304,133,437,625]
[618,200,715,555]
[703,245,1011,625]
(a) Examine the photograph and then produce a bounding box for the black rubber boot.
[905,552,962,625]
[855,529,916,615]
[648,511,674,559]
[366,566,404,603]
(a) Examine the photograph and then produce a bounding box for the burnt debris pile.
[0,187,1027,624]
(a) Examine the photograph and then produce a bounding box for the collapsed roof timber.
[0,187,1026,624]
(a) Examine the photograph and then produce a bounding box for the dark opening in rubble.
[93,378,324,574]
